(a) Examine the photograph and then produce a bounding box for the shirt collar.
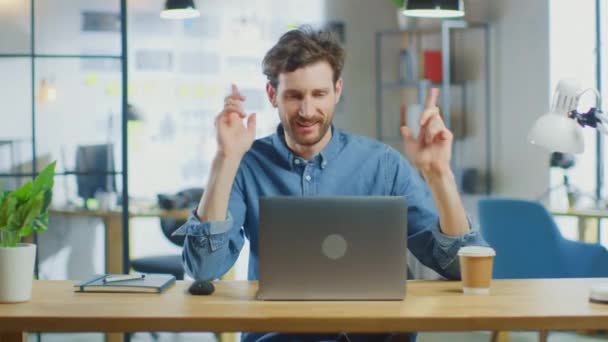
[271,124,344,170]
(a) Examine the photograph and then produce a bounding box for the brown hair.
[262,26,345,89]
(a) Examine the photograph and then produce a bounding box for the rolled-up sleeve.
[427,216,488,279]
[172,171,247,281]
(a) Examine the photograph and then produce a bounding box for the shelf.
[381,80,466,89]
[375,20,492,194]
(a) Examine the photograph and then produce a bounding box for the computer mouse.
[188,280,215,295]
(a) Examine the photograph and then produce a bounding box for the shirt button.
[305,175,311,181]
[294,159,300,165]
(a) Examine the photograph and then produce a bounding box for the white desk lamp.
[528,78,608,303]
[528,78,604,154]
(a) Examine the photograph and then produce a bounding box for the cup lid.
[457,246,496,257]
[590,283,608,303]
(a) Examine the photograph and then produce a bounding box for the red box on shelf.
[423,50,442,83]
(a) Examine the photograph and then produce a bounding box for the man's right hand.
[215,84,256,160]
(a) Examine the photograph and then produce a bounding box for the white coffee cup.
[95,191,117,211]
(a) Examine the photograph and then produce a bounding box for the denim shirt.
[174,125,487,282]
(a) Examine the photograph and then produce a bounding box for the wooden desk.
[1,278,608,342]
[550,208,608,243]
[48,208,236,342]
[49,207,191,274]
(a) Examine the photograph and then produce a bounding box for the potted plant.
[392,0,405,7]
[0,161,56,302]
[391,0,411,30]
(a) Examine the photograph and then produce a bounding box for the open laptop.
[257,196,407,301]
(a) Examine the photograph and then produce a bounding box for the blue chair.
[478,198,608,342]
[477,198,608,279]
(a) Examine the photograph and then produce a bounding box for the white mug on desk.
[95,191,117,211]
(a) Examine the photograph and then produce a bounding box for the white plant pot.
[0,243,36,303]
[397,9,409,30]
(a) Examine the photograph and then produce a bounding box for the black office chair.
[130,188,208,342]
[131,188,203,280]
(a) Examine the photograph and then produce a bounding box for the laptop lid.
[257,196,407,300]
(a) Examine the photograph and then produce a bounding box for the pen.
[103,274,146,283]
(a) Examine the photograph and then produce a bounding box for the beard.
[281,114,332,146]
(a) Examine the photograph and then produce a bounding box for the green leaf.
[20,225,34,238]
[7,211,20,231]
[12,181,33,202]
[0,161,55,243]
[0,195,17,228]
[391,0,405,8]
[32,213,48,233]
[41,189,53,213]
[32,161,56,195]
[17,192,44,234]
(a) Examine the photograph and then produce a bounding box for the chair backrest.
[158,188,204,247]
[477,198,566,279]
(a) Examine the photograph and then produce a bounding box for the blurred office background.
[1,0,608,341]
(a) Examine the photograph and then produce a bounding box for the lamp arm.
[570,87,605,134]
[577,87,602,110]
[594,112,608,136]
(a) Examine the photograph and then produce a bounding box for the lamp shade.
[528,113,584,154]
[160,0,200,19]
[402,0,465,18]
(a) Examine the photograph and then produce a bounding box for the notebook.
[74,274,176,293]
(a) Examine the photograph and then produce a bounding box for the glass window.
[599,0,608,245]
[35,58,123,175]
[548,0,598,212]
[0,59,33,175]
[0,176,34,192]
[0,0,31,54]
[35,0,121,56]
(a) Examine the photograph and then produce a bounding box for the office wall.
[323,0,396,136]
[488,0,551,198]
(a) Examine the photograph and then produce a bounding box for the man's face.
[267,61,342,147]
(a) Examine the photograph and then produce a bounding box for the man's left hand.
[400,88,453,179]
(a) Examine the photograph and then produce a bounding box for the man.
[174,27,487,342]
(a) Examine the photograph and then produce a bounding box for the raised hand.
[215,84,257,160]
[400,88,454,178]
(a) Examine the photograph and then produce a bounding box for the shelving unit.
[0,0,131,274]
[375,20,492,194]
